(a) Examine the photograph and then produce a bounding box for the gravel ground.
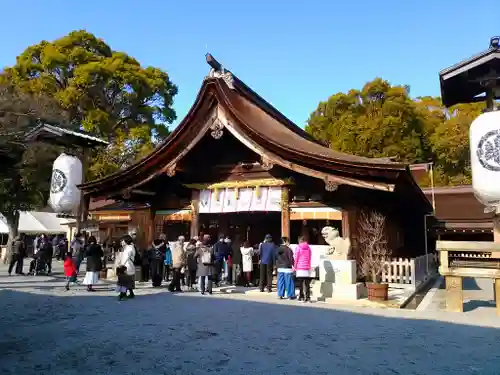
[1,269,500,375]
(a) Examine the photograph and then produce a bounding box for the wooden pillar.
[341,209,350,238]
[82,195,90,225]
[281,186,290,239]
[147,209,155,245]
[76,149,90,233]
[190,190,200,239]
[445,275,463,312]
[342,207,357,261]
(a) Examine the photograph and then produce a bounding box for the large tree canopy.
[306,78,483,186]
[1,30,178,178]
[0,85,67,261]
[306,78,430,163]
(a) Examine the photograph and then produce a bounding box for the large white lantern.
[470,111,500,208]
[49,153,83,213]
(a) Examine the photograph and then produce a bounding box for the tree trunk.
[3,211,19,264]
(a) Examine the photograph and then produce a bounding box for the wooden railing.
[381,253,438,289]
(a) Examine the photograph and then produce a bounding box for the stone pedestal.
[445,275,463,312]
[312,257,365,301]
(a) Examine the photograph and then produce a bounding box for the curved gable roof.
[79,55,418,197]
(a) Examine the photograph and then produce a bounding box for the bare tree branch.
[358,210,392,283]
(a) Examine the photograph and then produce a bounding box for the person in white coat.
[115,235,137,300]
[240,241,254,287]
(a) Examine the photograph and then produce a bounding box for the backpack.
[201,248,212,265]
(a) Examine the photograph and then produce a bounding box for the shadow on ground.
[438,277,486,291]
[0,288,499,375]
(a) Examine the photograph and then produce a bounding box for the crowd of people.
[7,233,68,276]
[7,230,315,303]
[133,232,314,302]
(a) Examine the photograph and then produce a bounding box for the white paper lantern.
[470,111,500,207]
[49,153,83,213]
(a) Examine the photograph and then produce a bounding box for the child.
[63,255,78,291]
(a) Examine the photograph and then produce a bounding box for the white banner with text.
[198,186,282,213]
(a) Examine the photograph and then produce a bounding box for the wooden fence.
[381,253,438,289]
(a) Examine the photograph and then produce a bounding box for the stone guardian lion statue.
[321,226,351,260]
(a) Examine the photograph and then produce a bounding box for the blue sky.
[0,0,498,128]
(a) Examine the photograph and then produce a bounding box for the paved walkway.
[1,262,500,374]
[419,276,498,317]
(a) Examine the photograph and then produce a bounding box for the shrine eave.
[78,54,428,211]
[439,45,500,107]
[25,123,109,148]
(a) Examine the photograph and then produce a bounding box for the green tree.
[1,30,177,178]
[414,98,483,186]
[307,80,484,187]
[306,78,430,164]
[0,84,67,262]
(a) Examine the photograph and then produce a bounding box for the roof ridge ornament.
[205,53,235,89]
[490,36,500,50]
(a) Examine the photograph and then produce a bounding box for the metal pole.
[424,214,430,276]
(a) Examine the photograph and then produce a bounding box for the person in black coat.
[150,238,166,287]
[231,235,243,285]
[8,233,26,275]
[39,234,53,274]
[82,236,103,292]
[185,239,198,290]
[140,247,152,282]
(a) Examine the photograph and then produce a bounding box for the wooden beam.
[147,209,155,246]
[131,189,156,196]
[206,53,222,71]
[281,187,290,239]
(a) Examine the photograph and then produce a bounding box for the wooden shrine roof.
[78,54,430,211]
[24,123,109,148]
[439,37,500,107]
[422,185,493,223]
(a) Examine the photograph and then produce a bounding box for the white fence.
[381,253,438,289]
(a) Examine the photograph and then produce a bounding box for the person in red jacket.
[63,254,78,291]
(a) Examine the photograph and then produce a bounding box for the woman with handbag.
[240,241,254,287]
[195,235,215,295]
[115,235,137,300]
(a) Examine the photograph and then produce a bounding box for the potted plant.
[358,210,392,301]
